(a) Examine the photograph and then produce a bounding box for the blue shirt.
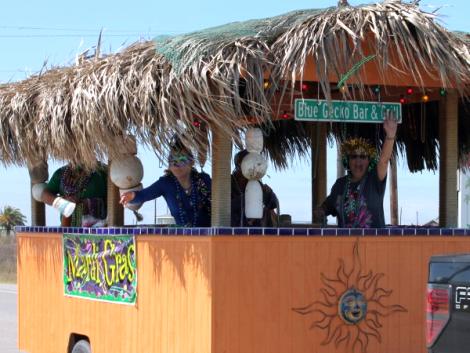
[132,171,211,227]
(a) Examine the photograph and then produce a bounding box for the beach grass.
[0,231,17,283]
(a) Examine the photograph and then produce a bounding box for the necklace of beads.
[342,175,366,227]
[60,166,93,198]
[173,173,199,227]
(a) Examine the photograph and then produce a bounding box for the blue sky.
[0,0,468,226]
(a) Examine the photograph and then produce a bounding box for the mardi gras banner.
[63,234,137,304]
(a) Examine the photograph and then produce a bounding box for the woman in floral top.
[120,143,211,227]
[315,110,398,228]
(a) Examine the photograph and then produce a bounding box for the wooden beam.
[439,91,459,227]
[30,184,45,226]
[389,157,399,225]
[337,145,345,179]
[299,32,450,88]
[311,123,327,222]
[27,161,48,226]
[211,128,232,226]
[107,164,124,226]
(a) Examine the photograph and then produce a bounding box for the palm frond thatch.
[271,2,469,102]
[0,2,468,171]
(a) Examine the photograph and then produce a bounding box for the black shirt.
[322,168,387,228]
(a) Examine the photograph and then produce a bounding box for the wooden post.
[211,128,232,226]
[337,143,345,179]
[107,164,124,226]
[28,160,48,226]
[439,91,459,227]
[30,184,45,226]
[311,123,327,222]
[389,156,398,225]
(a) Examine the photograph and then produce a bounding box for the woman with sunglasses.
[120,143,211,227]
[315,110,398,228]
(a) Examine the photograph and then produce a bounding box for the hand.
[64,195,79,203]
[120,191,135,205]
[383,109,398,139]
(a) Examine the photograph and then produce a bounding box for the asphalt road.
[0,284,24,353]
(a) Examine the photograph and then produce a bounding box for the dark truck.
[427,254,470,353]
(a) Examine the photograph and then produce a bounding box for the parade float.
[1,1,469,352]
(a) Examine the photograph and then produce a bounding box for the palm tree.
[0,206,26,235]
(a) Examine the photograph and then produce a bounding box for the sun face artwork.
[292,241,407,353]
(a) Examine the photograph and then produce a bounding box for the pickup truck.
[427,254,470,353]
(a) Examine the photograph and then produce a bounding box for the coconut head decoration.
[242,128,267,219]
[109,136,145,217]
[245,128,264,154]
[110,155,144,190]
[31,182,47,202]
[241,153,268,180]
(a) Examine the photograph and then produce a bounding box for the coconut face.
[241,152,267,180]
[32,183,47,202]
[110,155,144,189]
[245,128,263,153]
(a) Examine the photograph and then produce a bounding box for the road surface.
[0,284,24,353]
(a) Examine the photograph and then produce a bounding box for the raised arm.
[120,177,165,205]
[377,110,398,181]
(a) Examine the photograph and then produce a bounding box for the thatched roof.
[0,1,469,171]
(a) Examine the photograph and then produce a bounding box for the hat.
[341,138,378,171]
[234,149,249,170]
[168,137,194,166]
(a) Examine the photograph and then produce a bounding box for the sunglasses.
[349,154,368,160]
[169,154,193,167]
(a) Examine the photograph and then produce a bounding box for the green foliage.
[0,206,26,234]
[0,235,16,283]
[337,54,377,89]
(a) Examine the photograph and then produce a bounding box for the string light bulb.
[339,85,347,93]
[422,94,429,103]
[399,95,406,104]
[373,85,380,94]
[263,81,270,89]
[301,83,309,91]
[439,88,447,96]
[406,87,414,95]
[281,111,290,119]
